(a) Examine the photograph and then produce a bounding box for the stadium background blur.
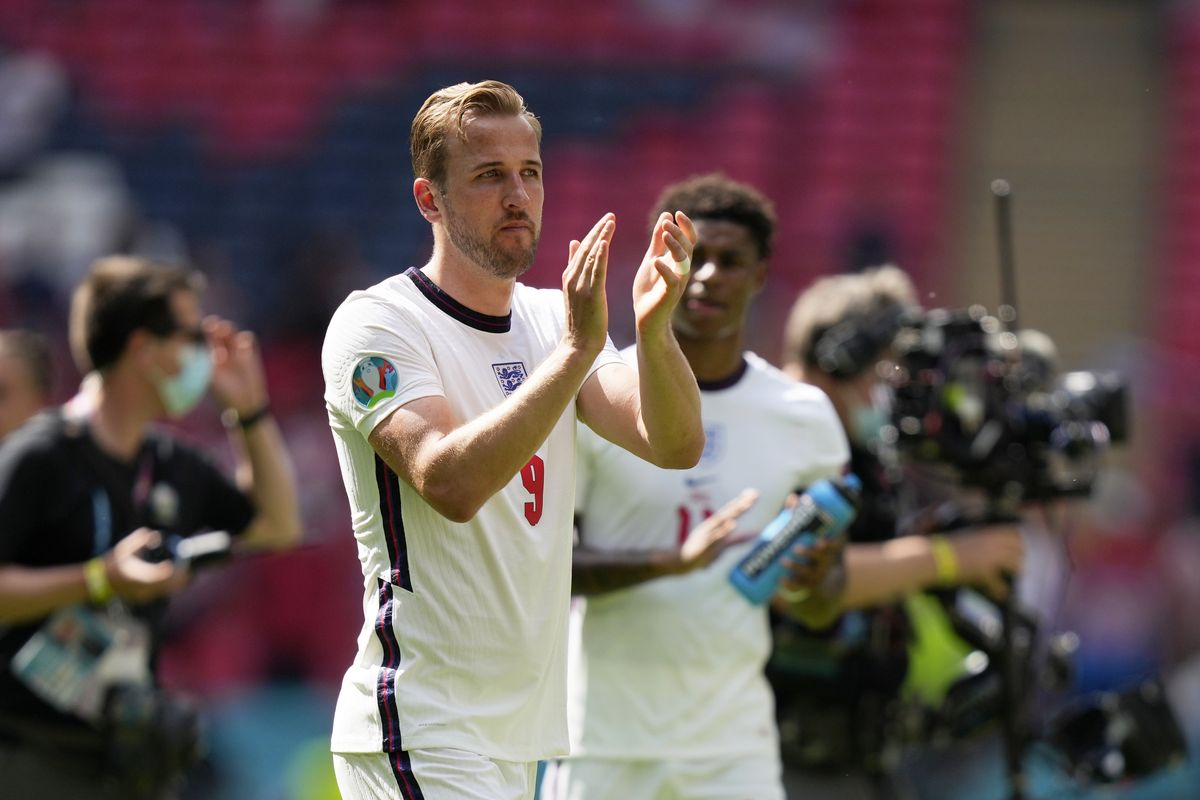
[2,0,1200,797]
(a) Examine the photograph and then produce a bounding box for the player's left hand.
[778,535,845,595]
[205,316,269,418]
[632,211,697,336]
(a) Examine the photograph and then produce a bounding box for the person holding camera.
[0,255,301,799]
[771,265,1025,798]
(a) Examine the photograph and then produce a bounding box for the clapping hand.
[632,211,697,336]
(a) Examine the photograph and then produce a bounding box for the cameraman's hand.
[105,529,190,604]
[678,489,759,572]
[951,525,1024,598]
[206,316,269,419]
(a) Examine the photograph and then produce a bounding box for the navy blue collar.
[697,357,748,391]
[406,267,511,333]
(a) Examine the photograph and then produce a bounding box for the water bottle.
[729,474,861,605]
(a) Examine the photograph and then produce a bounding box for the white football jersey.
[323,267,622,761]
[569,351,849,759]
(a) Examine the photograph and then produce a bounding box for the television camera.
[811,300,1185,792]
[814,302,1127,510]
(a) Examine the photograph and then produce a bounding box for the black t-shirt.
[0,409,255,727]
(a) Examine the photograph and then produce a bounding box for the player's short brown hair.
[410,80,542,187]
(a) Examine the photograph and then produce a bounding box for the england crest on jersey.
[493,361,528,396]
[699,422,725,466]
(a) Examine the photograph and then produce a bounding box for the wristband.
[83,557,113,604]
[776,584,812,604]
[929,535,960,584]
[224,405,271,430]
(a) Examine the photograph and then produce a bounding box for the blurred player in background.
[0,255,302,798]
[0,328,52,441]
[321,80,705,800]
[552,174,850,800]
[553,183,1027,800]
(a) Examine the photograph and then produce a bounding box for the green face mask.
[851,403,890,446]
[849,382,894,446]
[155,343,212,417]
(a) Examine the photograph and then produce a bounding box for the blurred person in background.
[0,328,52,440]
[322,80,704,800]
[772,266,1025,799]
[550,174,851,800]
[552,181,1025,800]
[0,255,302,799]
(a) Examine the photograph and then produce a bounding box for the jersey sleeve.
[584,335,624,384]
[795,390,852,488]
[323,294,445,439]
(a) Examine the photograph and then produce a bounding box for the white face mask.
[154,343,212,417]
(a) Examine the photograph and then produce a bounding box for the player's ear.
[414,178,441,222]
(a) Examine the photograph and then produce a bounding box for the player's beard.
[442,201,539,280]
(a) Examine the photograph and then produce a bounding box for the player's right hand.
[105,528,190,604]
[632,211,696,337]
[562,213,616,357]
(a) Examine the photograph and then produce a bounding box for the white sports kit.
[322,268,622,798]
[556,351,848,800]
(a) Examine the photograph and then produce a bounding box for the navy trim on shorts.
[389,749,426,800]
[406,266,511,333]
[374,455,412,590]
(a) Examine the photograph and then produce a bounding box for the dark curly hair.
[649,173,777,260]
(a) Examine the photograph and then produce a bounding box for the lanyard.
[88,450,155,557]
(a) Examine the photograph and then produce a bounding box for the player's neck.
[680,332,746,384]
[86,371,157,462]
[423,244,515,318]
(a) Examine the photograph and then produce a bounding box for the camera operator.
[771,265,1025,798]
[0,255,301,799]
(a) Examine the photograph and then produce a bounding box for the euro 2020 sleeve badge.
[352,356,399,410]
